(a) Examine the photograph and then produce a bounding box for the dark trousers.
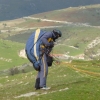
[35,53,48,88]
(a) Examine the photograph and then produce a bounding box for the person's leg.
[35,71,40,89]
[40,54,48,88]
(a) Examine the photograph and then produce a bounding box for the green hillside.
[0,4,100,100]
[0,39,28,71]
[0,60,100,100]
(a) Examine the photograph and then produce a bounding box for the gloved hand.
[49,41,54,48]
[34,61,40,71]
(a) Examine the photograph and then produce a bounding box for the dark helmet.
[53,29,62,37]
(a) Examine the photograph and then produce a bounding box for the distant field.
[5,26,100,57]
[32,4,100,26]
[0,4,100,43]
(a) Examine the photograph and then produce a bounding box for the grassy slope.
[0,61,100,100]
[0,39,28,71]
[53,26,100,55]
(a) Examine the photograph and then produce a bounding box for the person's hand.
[50,42,54,48]
[55,61,60,65]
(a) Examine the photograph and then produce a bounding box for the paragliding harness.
[40,37,54,67]
[25,29,54,71]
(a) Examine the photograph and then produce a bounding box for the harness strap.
[34,29,40,60]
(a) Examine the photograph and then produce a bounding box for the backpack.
[25,29,46,70]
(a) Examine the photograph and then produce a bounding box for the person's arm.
[41,32,53,47]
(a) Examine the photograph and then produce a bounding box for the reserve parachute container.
[25,29,46,70]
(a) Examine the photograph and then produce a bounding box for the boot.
[35,78,40,90]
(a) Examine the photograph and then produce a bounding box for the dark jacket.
[40,31,56,54]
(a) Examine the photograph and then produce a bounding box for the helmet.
[53,29,62,37]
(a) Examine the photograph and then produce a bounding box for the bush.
[9,67,20,76]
